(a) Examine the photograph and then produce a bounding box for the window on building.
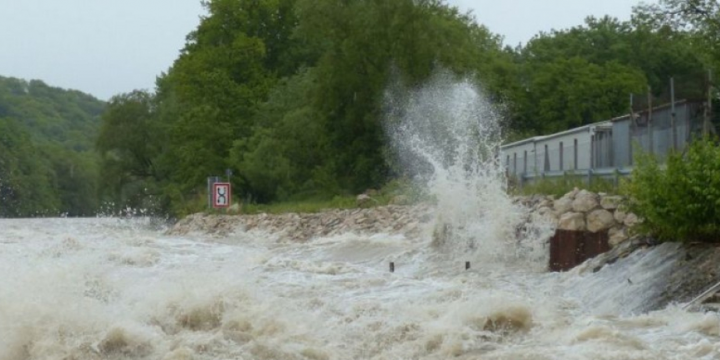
[559,142,564,171]
[543,144,550,172]
[523,150,527,174]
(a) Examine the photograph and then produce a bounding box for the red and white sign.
[212,182,231,208]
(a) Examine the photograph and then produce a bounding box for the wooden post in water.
[389,262,395,273]
[465,261,470,270]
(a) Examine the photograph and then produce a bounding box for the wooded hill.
[0,76,105,217]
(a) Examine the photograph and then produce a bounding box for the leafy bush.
[622,138,720,242]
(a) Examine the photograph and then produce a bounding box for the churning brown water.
[1,217,718,360]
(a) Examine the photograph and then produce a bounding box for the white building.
[500,121,612,179]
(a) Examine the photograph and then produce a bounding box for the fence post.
[671,77,677,151]
[614,168,620,188]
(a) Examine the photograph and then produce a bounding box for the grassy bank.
[240,195,359,214]
[510,174,618,198]
[198,180,428,215]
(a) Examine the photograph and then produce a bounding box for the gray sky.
[453,0,650,47]
[0,0,649,100]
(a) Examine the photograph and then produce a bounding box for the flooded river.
[0,217,718,359]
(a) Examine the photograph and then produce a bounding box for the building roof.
[501,121,610,150]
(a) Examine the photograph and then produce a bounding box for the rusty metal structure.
[549,229,610,271]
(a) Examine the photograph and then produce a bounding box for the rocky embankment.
[521,188,638,247]
[170,189,641,248]
[168,204,435,242]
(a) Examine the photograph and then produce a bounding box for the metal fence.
[505,100,709,188]
[517,167,633,188]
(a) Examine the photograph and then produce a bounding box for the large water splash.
[385,71,550,265]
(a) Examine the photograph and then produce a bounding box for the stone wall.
[519,188,638,248]
[168,204,434,242]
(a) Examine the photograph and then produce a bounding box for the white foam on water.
[384,71,552,270]
[1,218,719,359]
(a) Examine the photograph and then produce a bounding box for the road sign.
[212,182,231,208]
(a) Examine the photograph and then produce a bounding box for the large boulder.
[600,196,623,210]
[565,187,581,199]
[608,226,629,247]
[554,188,581,215]
[553,197,574,215]
[572,190,599,213]
[356,194,374,208]
[558,212,586,231]
[624,213,640,227]
[614,207,627,223]
[532,206,559,227]
[586,209,615,233]
[533,198,553,211]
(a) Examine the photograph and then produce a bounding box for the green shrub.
[622,137,720,243]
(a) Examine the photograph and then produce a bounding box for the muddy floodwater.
[1,217,718,360]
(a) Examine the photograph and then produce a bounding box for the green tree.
[231,68,329,202]
[154,0,301,200]
[522,57,646,132]
[510,15,706,134]
[290,0,508,193]
[0,118,60,217]
[96,90,161,212]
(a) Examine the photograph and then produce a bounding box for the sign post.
[207,176,221,208]
[212,182,232,209]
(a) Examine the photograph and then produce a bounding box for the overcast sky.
[0,0,650,100]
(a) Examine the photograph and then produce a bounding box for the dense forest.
[3,0,719,217]
[0,77,105,217]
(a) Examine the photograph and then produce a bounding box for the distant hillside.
[0,76,106,217]
[0,76,105,150]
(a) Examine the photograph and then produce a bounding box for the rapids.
[1,217,718,359]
